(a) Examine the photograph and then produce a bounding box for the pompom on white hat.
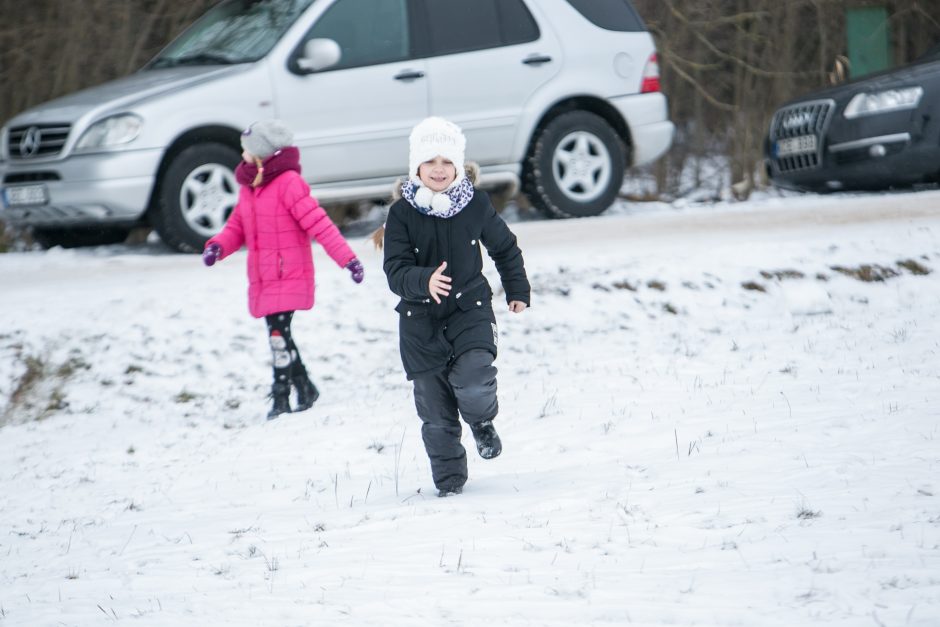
[241,119,294,159]
[408,116,466,190]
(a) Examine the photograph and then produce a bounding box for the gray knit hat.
[241,119,294,159]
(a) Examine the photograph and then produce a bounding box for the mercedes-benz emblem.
[19,126,42,158]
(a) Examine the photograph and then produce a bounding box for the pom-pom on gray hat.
[241,119,294,159]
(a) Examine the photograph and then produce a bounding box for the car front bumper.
[0,147,162,226]
[768,131,939,192]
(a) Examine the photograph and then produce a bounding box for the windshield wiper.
[150,52,242,68]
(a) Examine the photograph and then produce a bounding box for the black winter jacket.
[383,189,530,380]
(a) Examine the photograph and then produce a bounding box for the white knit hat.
[408,117,466,188]
[241,119,294,159]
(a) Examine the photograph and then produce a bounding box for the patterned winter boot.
[267,381,292,420]
[291,369,320,413]
[469,420,502,459]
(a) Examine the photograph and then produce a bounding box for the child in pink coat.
[202,119,364,419]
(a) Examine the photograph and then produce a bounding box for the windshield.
[149,0,317,68]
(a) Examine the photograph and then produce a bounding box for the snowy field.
[1,190,939,626]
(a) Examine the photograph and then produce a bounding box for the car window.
[303,0,410,70]
[151,0,318,68]
[422,0,539,57]
[564,0,646,32]
[496,0,540,46]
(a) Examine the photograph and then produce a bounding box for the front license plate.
[2,184,49,208]
[775,135,818,158]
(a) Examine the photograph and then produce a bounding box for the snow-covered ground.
[1,190,939,626]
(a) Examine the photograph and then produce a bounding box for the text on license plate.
[2,184,49,207]
[776,135,817,158]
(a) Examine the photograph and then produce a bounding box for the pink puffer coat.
[208,170,355,318]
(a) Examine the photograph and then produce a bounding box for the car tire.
[524,111,626,218]
[152,143,240,253]
[31,226,131,249]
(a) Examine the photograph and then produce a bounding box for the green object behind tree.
[847,6,891,77]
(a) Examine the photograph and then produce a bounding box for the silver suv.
[0,0,673,252]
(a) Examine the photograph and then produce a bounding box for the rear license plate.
[2,184,49,208]
[775,135,817,158]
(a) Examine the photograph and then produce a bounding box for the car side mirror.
[297,38,341,73]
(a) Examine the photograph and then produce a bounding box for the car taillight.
[640,53,661,93]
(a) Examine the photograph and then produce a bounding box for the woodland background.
[0,0,937,201]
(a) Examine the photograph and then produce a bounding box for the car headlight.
[75,114,143,151]
[844,86,923,119]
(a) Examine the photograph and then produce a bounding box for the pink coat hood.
[208,160,355,318]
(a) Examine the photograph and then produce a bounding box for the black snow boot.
[267,382,292,420]
[291,372,320,413]
[437,485,463,498]
[469,420,502,459]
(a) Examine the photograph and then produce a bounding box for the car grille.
[3,171,61,184]
[768,100,834,173]
[7,123,71,159]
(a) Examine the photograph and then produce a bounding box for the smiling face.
[417,156,457,192]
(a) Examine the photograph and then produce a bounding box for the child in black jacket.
[381,117,530,497]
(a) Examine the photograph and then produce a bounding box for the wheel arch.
[522,96,632,167]
[144,125,243,223]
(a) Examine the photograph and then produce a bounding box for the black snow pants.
[412,348,498,491]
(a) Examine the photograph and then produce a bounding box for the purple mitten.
[202,243,222,267]
[346,258,364,283]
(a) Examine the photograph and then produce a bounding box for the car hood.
[5,65,252,126]
[781,59,940,106]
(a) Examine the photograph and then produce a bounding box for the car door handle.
[394,70,425,81]
[522,55,553,66]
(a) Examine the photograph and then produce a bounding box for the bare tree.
[635,0,937,198]
[0,0,215,130]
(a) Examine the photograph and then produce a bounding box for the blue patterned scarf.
[401,176,474,218]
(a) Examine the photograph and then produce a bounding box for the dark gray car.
[765,43,940,193]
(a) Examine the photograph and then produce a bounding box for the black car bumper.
[768,135,940,192]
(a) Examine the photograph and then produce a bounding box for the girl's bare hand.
[508,301,527,313]
[429,261,451,304]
